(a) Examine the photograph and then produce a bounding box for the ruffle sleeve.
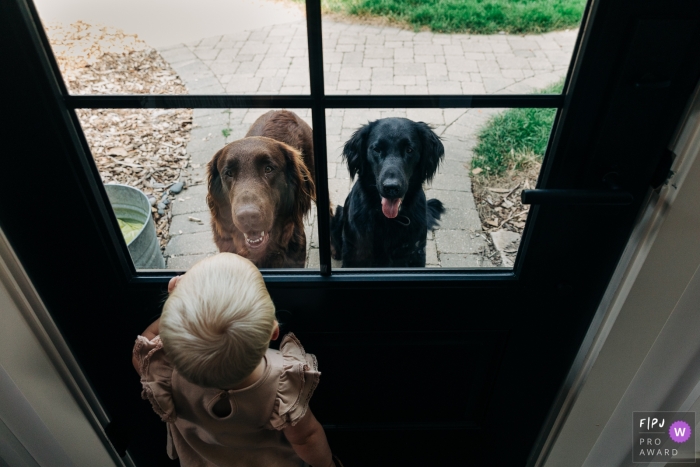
[268,333,320,430]
[133,335,177,423]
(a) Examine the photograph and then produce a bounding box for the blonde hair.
[159,253,275,388]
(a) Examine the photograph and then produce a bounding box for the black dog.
[330,118,445,267]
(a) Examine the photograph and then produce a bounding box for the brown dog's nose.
[235,206,263,229]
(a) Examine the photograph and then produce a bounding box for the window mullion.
[305,0,332,276]
[63,94,565,110]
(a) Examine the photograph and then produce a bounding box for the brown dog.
[207,110,315,268]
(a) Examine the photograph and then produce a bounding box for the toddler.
[132,253,336,466]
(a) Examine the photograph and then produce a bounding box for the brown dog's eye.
[265,166,274,173]
[224,169,233,177]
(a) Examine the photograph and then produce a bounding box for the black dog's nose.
[382,179,401,198]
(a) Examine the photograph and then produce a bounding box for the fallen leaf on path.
[107,147,128,157]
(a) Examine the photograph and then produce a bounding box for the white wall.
[0,231,120,467]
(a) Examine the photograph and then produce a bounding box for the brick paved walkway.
[159,20,576,269]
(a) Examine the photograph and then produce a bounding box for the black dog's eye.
[265,166,274,174]
[406,147,413,153]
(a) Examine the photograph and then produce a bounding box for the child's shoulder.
[266,333,320,431]
[271,333,315,360]
[133,335,177,423]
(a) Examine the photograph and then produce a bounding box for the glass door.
[2,0,700,464]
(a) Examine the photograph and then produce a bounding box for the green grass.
[471,79,564,177]
[317,0,586,34]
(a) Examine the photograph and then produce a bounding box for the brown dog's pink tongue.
[381,197,401,218]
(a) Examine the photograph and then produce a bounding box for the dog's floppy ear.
[417,122,445,183]
[280,142,316,222]
[342,122,373,179]
[207,147,229,220]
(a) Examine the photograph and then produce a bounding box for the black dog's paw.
[427,198,445,230]
[330,205,344,260]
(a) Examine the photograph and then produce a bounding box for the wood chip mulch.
[45,21,193,250]
[471,163,541,266]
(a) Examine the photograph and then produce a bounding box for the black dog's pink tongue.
[381,197,401,218]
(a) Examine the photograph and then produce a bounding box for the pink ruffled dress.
[133,333,320,467]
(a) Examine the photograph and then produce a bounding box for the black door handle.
[521,189,633,205]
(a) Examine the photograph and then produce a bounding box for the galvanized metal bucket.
[105,184,165,269]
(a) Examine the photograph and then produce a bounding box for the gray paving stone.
[364,47,393,59]
[174,60,216,80]
[193,47,221,61]
[437,208,482,231]
[428,82,462,94]
[425,238,439,265]
[327,178,353,207]
[477,59,501,75]
[461,82,487,93]
[521,71,566,89]
[159,47,201,67]
[192,108,226,118]
[462,41,494,53]
[190,83,225,95]
[307,248,320,268]
[190,126,224,142]
[187,135,226,163]
[505,82,536,94]
[343,52,364,64]
[186,168,208,183]
[426,63,448,79]
[514,50,536,58]
[437,159,470,176]
[193,111,230,130]
[198,35,223,48]
[431,174,472,192]
[440,254,493,268]
[446,58,478,72]
[207,61,239,75]
[443,109,467,126]
[395,63,425,76]
[483,77,516,93]
[165,231,218,257]
[309,217,319,248]
[528,57,554,71]
[166,253,215,270]
[434,230,487,254]
[188,149,215,166]
[171,184,209,215]
[226,77,262,93]
[170,210,211,235]
[282,72,309,87]
[442,123,479,143]
[425,188,476,211]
